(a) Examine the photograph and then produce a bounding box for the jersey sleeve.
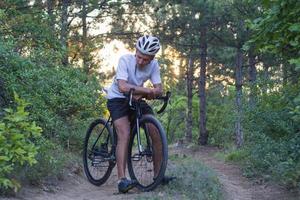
[150,62,161,85]
[115,56,128,81]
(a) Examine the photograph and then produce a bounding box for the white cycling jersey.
[106,54,161,99]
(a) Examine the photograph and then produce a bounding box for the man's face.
[135,50,154,68]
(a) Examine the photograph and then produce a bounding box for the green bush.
[1,60,105,149]
[242,134,300,188]
[225,149,248,163]
[0,36,104,191]
[21,138,66,185]
[137,155,223,200]
[232,86,300,189]
[166,157,223,200]
[0,94,42,191]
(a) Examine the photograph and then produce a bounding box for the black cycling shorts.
[107,98,153,122]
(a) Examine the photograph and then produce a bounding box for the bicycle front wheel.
[127,115,168,191]
[83,118,116,186]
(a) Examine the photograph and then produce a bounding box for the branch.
[90,31,142,39]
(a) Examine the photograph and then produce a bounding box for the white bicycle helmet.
[136,35,160,56]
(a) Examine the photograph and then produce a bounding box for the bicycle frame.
[134,101,145,154]
[90,89,170,163]
[83,89,171,190]
[89,111,145,164]
[91,116,111,152]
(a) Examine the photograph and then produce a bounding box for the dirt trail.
[171,145,299,200]
[1,167,141,200]
[1,146,299,200]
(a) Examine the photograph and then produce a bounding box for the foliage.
[136,154,223,200]
[165,156,223,199]
[21,138,66,185]
[239,0,300,188]
[0,94,42,191]
[0,40,105,149]
[240,134,300,189]
[0,2,106,192]
[0,1,62,63]
[227,85,300,189]
[249,0,300,69]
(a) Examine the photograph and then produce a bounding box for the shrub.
[236,86,300,188]
[21,138,66,185]
[2,61,105,149]
[166,157,223,200]
[137,155,223,200]
[1,32,105,192]
[0,94,42,191]
[242,134,300,189]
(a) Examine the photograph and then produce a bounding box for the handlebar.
[156,91,171,114]
[124,88,171,114]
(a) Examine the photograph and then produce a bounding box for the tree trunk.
[235,47,244,148]
[289,62,299,85]
[166,115,172,142]
[82,0,89,74]
[47,0,55,31]
[60,0,69,66]
[262,63,269,93]
[177,57,186,93]
[186,54,194,143]
[282,63,287,87]
[248,48,257,107]
[0,78,7,110]
[198,27,208,145]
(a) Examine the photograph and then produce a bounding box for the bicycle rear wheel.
[83,118,116,186]
[127,115,168,191]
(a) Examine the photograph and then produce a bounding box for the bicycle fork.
[133,117,153,162]
[131,103,152,161]
[136,117,143,153]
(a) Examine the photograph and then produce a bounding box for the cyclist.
[106,35,173,193]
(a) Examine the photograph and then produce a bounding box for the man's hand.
[146,88,159,100]
[133,94,143,100]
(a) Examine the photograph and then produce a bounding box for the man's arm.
[118,80,162,99]
[118,79,151,96]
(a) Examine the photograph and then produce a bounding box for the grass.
[136,154,224,200]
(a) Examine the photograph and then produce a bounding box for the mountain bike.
[83,89,171,191]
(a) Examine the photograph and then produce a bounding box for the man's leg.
[113,116,131,179]
[107,99,137,193]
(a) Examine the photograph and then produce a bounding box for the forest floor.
[1,145,299,200]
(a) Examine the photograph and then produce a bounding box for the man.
[106,35,173,193]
